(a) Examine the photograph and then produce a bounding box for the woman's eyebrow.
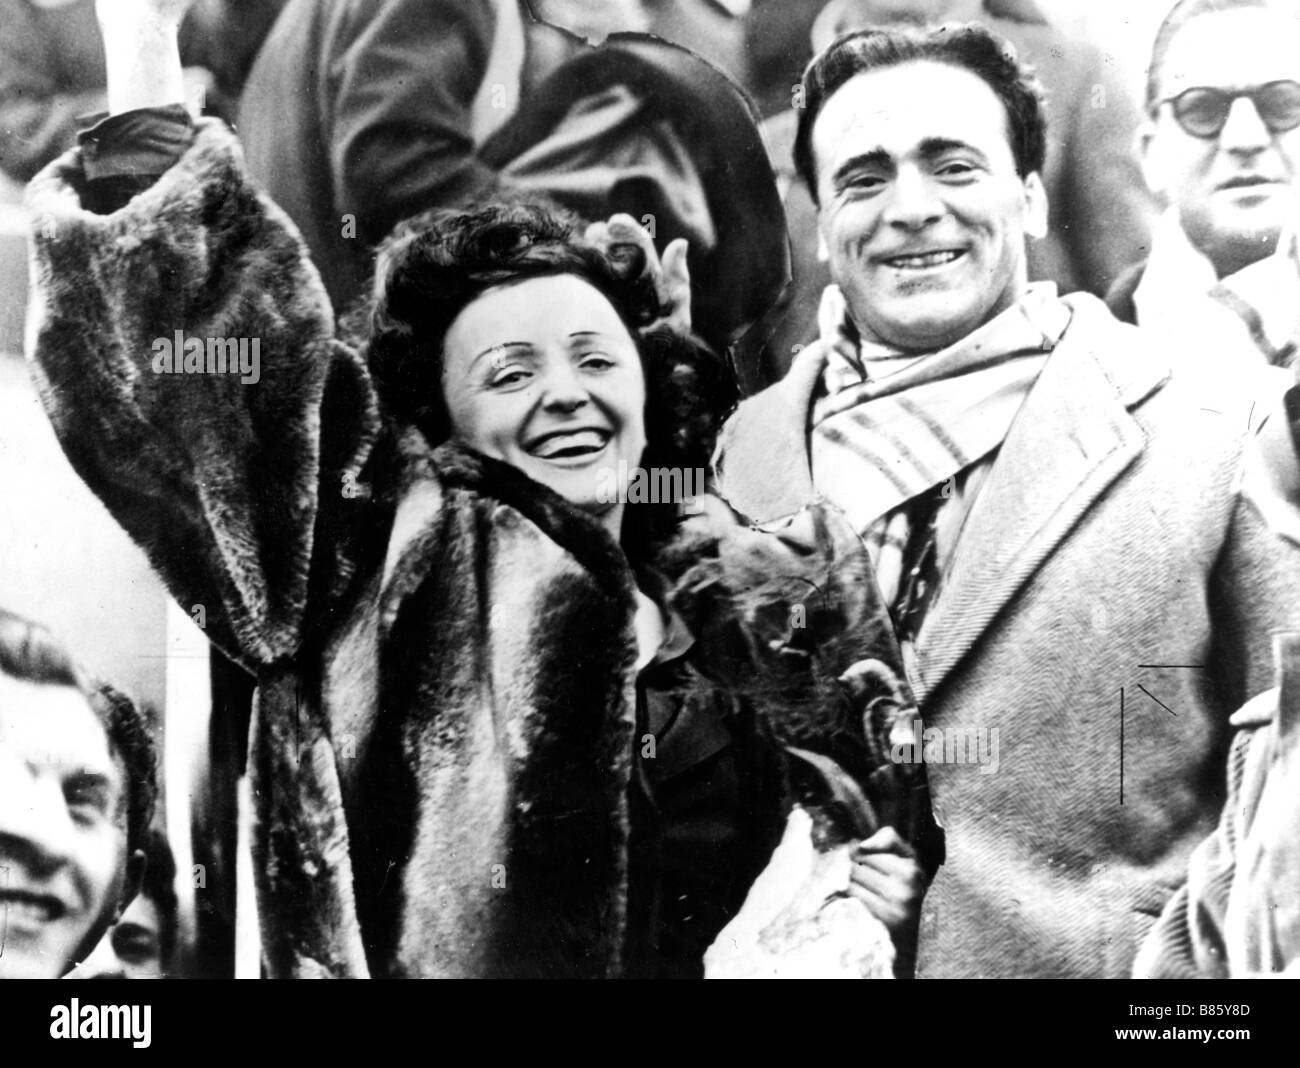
[472,341,534,367]
[567,330,616,344]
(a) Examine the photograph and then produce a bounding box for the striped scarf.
[810,283,1071,607]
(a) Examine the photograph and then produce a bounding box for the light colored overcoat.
[715,294,1300,977]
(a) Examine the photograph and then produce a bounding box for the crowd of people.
[3,0,1300,979]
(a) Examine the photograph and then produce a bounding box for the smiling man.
[1107,0,1300,366]
[714,24,1300,977]
[0,612,157,980]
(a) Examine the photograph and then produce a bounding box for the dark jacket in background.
[235,0,789,382]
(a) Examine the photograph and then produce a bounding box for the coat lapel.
[910,297,1168,704]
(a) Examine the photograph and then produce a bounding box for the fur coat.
[24,119,906,977]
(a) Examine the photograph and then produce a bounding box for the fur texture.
[24,121,907,976]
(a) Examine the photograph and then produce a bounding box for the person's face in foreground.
[1141,8,1300,277]
[0,673,129,979]
[68,893,164,979]
[812,59,1046,352]
[441,273,649,532]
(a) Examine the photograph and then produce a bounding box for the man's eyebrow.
[919,137,985,160]
[831,149,894,189]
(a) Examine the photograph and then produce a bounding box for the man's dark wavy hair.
[0,610,157,863]
[361,199,736,556]
[793,22,1048,203]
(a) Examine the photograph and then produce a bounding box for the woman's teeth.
[886,250,963,269]
[530,429,610,459]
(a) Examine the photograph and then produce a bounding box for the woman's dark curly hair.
[361,199,736,555]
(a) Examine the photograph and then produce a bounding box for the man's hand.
[584,214,692,334]
[849,826,924,975]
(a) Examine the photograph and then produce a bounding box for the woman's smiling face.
[441,274,648,529]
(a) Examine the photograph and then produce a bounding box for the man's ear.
[1022,171,1049,240]
[116,846,146,922]
[1136,121,1167,199]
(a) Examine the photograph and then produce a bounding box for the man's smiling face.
[0,674,129,979]
[811,60,1046,352]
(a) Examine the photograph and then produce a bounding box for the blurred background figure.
[1107,0,1300,370]
[0,0,287,184]
[234,0,784,375]
[745,0,837,116]
[755,0,1158,379]
[70,826,180,979]
[539,0,751,83]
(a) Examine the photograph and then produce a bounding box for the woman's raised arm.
[25,31,385,670]
[96,0,193,114]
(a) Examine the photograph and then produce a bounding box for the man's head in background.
[71,826,178,979]
[0,611,156,979]
[1139,0,1300,279]
[793,23,1048,352]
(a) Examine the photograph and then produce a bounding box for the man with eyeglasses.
[1107,0,1300,368]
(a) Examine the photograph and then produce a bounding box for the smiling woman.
[28,148,913,975]
[440,274,648,536]
[21,0,926,979]
[363,200,718,556]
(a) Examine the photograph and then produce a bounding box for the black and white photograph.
[0,0,1295,1036]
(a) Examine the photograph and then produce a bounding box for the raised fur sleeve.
[24,119,385,669]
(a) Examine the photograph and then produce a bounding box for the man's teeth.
[886,250,962,269]
[531,430,609,458]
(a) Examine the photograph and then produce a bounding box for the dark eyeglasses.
[1159,80,1300,138]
